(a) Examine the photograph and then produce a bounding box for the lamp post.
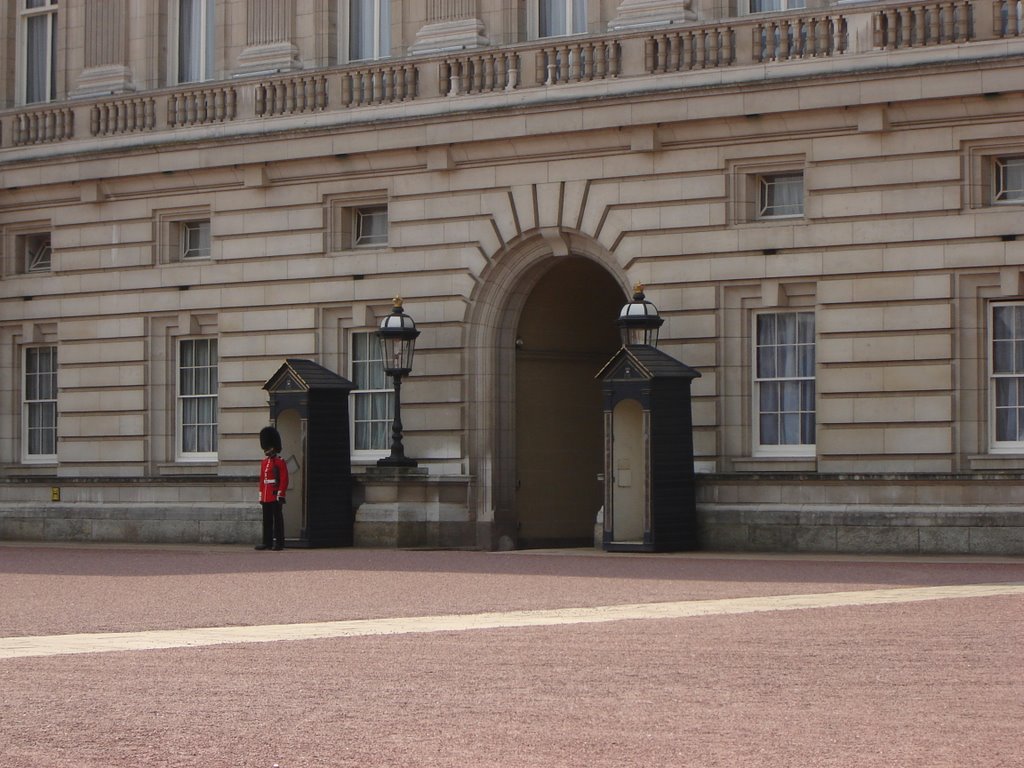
[617,283,664,347]
[376,297,420,468]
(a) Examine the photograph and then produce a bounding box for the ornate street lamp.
[376,297,421,467]
[617,283,664,347]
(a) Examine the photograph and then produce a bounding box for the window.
[755,312,815,453]
[156,208,212,263]
[24,346,57,461]
[175,0,215,83]
[351,331,392,452]
[758,173,804,218]
[355,206,388,247]
[991,304,1024,448]
[178,338,218,457]
[326,198,389,251]
[19,0,58,104]
[181,220,211,259]
[994,156,1024,203]
[744,0,806,12]
[342,0,390,62]
[533,0,587,37]
[16,232,52,273]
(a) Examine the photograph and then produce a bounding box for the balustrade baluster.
[691,29,704,69]
[956,0,970,40]
[341,75,352,107]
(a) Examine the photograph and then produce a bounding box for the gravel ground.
[1,544,1022,768]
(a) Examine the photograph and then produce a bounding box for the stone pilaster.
[236,0,301,75]
[410,0,489,54]
[75,0,134,95]
[608,0,697,31]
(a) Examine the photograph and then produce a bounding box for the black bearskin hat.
[259,426,282,453]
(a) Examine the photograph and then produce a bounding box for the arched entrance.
[513,257,624,547]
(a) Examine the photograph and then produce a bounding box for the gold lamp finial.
[633,282,645,295]
[392,296,404,308]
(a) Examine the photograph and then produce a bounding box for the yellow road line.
[3,583,1022,660]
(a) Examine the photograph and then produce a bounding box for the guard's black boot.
[254,544,270,551]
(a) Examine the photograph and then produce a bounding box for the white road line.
[3,583,1022,660]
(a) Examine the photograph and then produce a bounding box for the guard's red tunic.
[259,454,289,503]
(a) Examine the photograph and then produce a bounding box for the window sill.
[732,456,817,473]
[157,461,219,476]
[968,454,1024,471]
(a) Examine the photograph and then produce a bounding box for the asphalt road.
[1,544,1022,767]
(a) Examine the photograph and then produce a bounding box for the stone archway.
[464,235,627,550]
[513,257,624,547]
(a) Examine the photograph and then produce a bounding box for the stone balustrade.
[2,0,1020,148]
[167,86,239,128]
[255,74,329,117]
[12,106,74,146]
[90,97,157,136]
[441,51,520,95]
[873,0,972,48]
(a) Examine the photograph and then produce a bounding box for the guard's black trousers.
[260,501,285,548]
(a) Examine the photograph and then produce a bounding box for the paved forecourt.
[1,544,1022,768]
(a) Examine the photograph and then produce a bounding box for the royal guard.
[257,426,289,551]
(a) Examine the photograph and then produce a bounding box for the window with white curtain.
[755,312,815,453]
[758,173,804,218]
[24,346,58,461]
[178,338,218,458]
[351,331,393,453]
[19,0,58,104]
[744,0,806,13]
[534,0,587,38]
[342,0,391,62]
[175,0,215,83]
[354,206,388,246]
[994,156,1024,203]
[180,220,211,259]
[990,304,1024,448]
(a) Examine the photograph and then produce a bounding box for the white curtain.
[178,0,213,82]
[757,313,815,445]
[353,332,393,450]
[540,0,585,37]
[25,13,54,103]
[178,0,201,82]
[760,174,803,217]
[348,0,389,60]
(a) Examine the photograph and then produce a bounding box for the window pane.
[801,412,816,444]
[356,207,388,246]
[178,0,200,82]
[757,346,775,379]
[378,0,391,57]
[760,174,804,217]
[349,0,374,60]
[995,157,1024,202]
[25,14,52,104]
[572,0,586,33]
[539,0,567,36]
[759,381,779,411]
[182,221,211,259]
[994,306,1013,340]
[780,381,800,412]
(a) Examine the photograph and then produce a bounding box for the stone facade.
[1,0,1024,553]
